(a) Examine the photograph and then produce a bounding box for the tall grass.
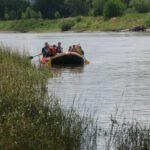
[0,46,97,150]
[105,114,150,150]
[113,122,150,150]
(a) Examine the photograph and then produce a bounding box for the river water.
[1,32,150,148]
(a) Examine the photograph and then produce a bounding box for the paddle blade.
[28,56,34,59]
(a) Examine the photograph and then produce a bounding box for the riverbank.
[0,46,97,149]
[0,13,149,33]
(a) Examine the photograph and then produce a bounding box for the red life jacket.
[48,47,56,56]
[41,57,47,64]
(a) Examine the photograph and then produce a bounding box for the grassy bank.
[0,47,97,150]
[0,13,149,32]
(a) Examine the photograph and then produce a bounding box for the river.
[1,32,150,148]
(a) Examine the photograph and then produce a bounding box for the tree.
[103,0,125,20]
[92,0,105,16]
[22,7,38,19]
[64,0,91,16]
[122,0,131,5]
[4,13,9,20]
[0,0,30,20]
[33,0,67,19]
[54,11,61,19]
[38,11,42,19]
[130,0,150,13]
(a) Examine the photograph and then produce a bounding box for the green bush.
[145,13,150,27]
[125,7,137,14]
[60,20,75,31]
[103,0,125,20]
[130,0,150,13]
[76,16,82,22]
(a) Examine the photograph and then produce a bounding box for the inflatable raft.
[51,52,84,66]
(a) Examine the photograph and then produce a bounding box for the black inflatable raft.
[51,52,84,66]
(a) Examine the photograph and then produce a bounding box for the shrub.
[125,7,137,14]
[130,0,150,13]
[145,13,150,27]
[76,16,82,22]
[103,0,125,20]
[60,20,75,31]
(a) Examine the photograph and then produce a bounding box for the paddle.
[28,53,42,59]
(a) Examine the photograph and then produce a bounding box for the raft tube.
[51,52,84,66]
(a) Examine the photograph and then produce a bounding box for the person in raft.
[68,44,84,56]
[41,42,57,64]
[56,42,63,53]
[76,44,84,56]
[42,42,49,57]
[68,46,73,52]
[42,42,56,57]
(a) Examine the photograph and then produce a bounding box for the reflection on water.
[51,66,84,76]
[0,32,150,126]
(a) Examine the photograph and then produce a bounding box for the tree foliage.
[0,0,29,20]
[103,0,125,20]
[33,0,67,19]
[130,0,150,13]
[64,0,92,16]
[92,0,105,16]
[0,0,149,20]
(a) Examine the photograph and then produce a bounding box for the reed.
[105,113,150,150]
[113,121,150,150]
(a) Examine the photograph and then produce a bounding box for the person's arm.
[42,48,46,57]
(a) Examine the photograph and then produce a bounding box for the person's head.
[53,44,56,48]
[58,42,61,46]
[45,42,49,47]
[77,44,81,48]
[73,45,76,48]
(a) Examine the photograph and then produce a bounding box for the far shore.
[0,13,149,33]
[0,29,150,34]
